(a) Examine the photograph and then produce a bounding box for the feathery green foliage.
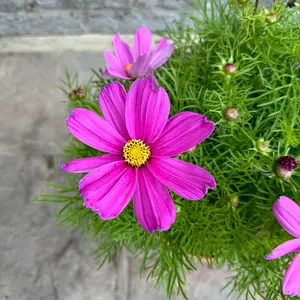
[37,0,300,299]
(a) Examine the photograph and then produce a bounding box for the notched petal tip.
[101,66,113,80]
[207,178,217,190]
[144,73,159,90]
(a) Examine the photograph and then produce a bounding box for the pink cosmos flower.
[102,27,174,80]
[265,196,300,296]
[60,75,216,232]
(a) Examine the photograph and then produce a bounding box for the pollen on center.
[123,139,151,167]
[124,64,132,72]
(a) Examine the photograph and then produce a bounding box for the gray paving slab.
[0,49,237,300]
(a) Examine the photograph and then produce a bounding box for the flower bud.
[230,195,239,207]
[238,0,248,4]
[187,146,197,154]
[287,0,296,8]
[175,204,181,213]
[266,12,277,24]
[275,156,298,180]
[69,88,85,101]
[224,107,240,121]
[256,141,269,153]
[224,63,237,74]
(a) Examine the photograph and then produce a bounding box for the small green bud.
[266,12,277,24]
[175,204,181,213]
[230,195,239,207]
[256,140,269,153]
[224,63,237,74]
[224,107,240,121]
[186,146,197,154]
[237,0,248,4]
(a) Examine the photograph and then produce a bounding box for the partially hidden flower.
[102,27,174,80]
[265,196,300,296]
[60,75,216,232]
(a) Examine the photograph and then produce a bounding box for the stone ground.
[0,37,237,300]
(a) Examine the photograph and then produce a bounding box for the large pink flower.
[102,27,174,80]
[265,196,300,296]
[61,75,216,232]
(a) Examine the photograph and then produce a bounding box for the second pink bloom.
[102,27,174,80]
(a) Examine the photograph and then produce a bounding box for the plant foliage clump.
[38,0,300,299]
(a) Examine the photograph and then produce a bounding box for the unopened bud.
[224,63,237,74]
[230,195,239,207]
[266,12,277,24]
[187,146,197,154]
[69,88,85,101]
[256,141,269,153]
[238,0,248,4]
[175,204,181,213]
[224,107,240,121]
[275,156,298,180]
[287,0,296,8]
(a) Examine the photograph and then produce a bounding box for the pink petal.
[101,66,113,80]
[152,37,168,55]
[107,67,131,80]
[66,108,126,154]
[125,75,170,144]
[80,161,137,219]
[60,154,122,173]
[273,196,300,238]
[104,49,122,69]
[79,160,124,196]
[128,54,151,78]
[104,49,131,79]
[133,166,176,232]
[151,112,214,157]
[99,82,130,140]
[283,253,300,296]
[147,157,216,200]
[112,33,133,67]
[134,27,152,59]
[149,41,173,72]
[265,239,300,260]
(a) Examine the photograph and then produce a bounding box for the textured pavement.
[0,45,237,300]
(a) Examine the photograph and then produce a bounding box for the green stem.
[255,0,260,11]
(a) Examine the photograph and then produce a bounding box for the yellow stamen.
[124,64,132,72]
[123,139,151,167]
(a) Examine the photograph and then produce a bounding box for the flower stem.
[255,0,260,11]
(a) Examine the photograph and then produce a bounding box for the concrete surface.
[0,0,192,36]
[0,36,237,300]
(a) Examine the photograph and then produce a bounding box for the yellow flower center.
[124,64,132,72]
[123,139,151,167]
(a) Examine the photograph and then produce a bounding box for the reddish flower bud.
[69,88,85,101]
[275,156,298,180]
[224,63,237,74]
